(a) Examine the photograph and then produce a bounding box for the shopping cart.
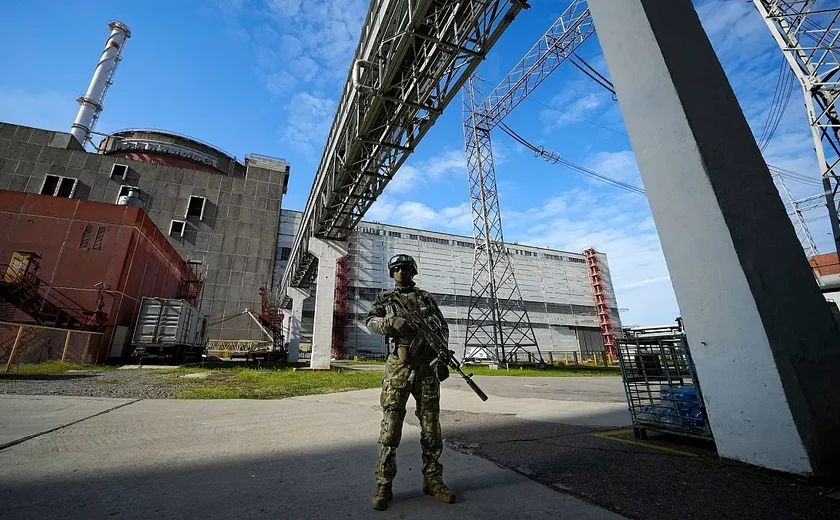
[616,327,713,441]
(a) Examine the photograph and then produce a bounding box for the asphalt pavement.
[2,375,838,520]
[0,388,624,520]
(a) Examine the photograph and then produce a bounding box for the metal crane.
[278,0,530,305]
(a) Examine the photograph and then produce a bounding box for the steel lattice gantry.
[461,0,594,364]
[278,0,530,305]
[753,1,840,257]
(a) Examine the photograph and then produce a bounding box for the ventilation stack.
[70,21,131,147]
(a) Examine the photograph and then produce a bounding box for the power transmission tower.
[753,1,840,258]
[460,0,595,365]
[772,173,820,257]
[462,75,540,365]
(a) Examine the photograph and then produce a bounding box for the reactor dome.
[97,129,242,175]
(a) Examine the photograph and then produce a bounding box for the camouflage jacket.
[365,285,448,357]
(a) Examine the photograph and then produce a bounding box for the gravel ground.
[0,369,187,399]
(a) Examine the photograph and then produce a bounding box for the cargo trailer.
[130,297,207,364]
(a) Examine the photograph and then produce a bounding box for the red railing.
[0,265,106,331]
[259,285,284,351]
[583,248,616,360]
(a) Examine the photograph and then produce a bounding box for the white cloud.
[505,190,678,326]
[264,70,298,96]
[367,197,473,234]
[288,56,320,82]
[385,150,466,194]
[281,92,336,153]
[265,0,301,17]
[586,150,642,184]
[540,91,604,130]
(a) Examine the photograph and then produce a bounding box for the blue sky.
[0,1,830,326]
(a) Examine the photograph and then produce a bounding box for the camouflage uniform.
[366,284,448,487]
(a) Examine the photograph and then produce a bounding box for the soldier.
[365,254,456,511]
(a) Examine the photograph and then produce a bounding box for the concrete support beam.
[287,288,309,364]
[589,0,840,475]
[308,238,349,370]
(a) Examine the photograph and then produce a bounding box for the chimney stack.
[70,20,131,147]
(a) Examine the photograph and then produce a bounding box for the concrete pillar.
[589,0,840,475]
[287,287,309,364]
[308,237,349,370]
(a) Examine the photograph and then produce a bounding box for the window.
[388,231,402,238]
[186,196,206,220]
[567,257,587,264]
[409,234,419,240]
[280,247,291,261]
[110,163,128,180]
[418,235,449,245]
[169,220,185,238]
[545,254,563,261]
[40,175,77,198]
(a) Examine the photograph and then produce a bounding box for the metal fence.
[543,350,619,367]
[616,330,713,441]
[0,321,103,372]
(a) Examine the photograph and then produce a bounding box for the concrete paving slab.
[0,394,134,447]
[0,395,625,519]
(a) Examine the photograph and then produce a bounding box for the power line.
[570,53,616,97]
[524,97,629,137]
[498,122,647,196]
[758,58,795,151]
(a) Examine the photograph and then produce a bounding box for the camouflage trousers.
[375,354,443,485]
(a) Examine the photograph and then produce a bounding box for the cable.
[758,58,795,152]
[569,54,616,97]
[207,312,245,327]
[498,122,647,196]
[524,97,629,137]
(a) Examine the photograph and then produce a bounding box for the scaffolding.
[259,285,284,352]
[332,252,352,360]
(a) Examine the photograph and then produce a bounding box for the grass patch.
[3,361,116,376]
[175,366,383,399]
[460,364,620,377]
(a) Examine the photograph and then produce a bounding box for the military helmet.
[388,254,418,277]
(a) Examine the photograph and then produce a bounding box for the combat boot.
[423,477,456,504]
[371,482,393,511]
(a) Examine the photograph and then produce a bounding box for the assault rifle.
[391,296,488,402]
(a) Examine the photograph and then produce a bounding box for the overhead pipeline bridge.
[279,0,530,304]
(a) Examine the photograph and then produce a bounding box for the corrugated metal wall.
[276,210,622,357]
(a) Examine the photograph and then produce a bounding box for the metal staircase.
[0,266,106,331]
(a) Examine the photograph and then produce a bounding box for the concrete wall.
[0,122,289,342]
[276,210,622,357]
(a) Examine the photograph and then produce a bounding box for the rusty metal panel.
[20,193,78,218]
[0,190,27,213]
[75,198,127,225]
